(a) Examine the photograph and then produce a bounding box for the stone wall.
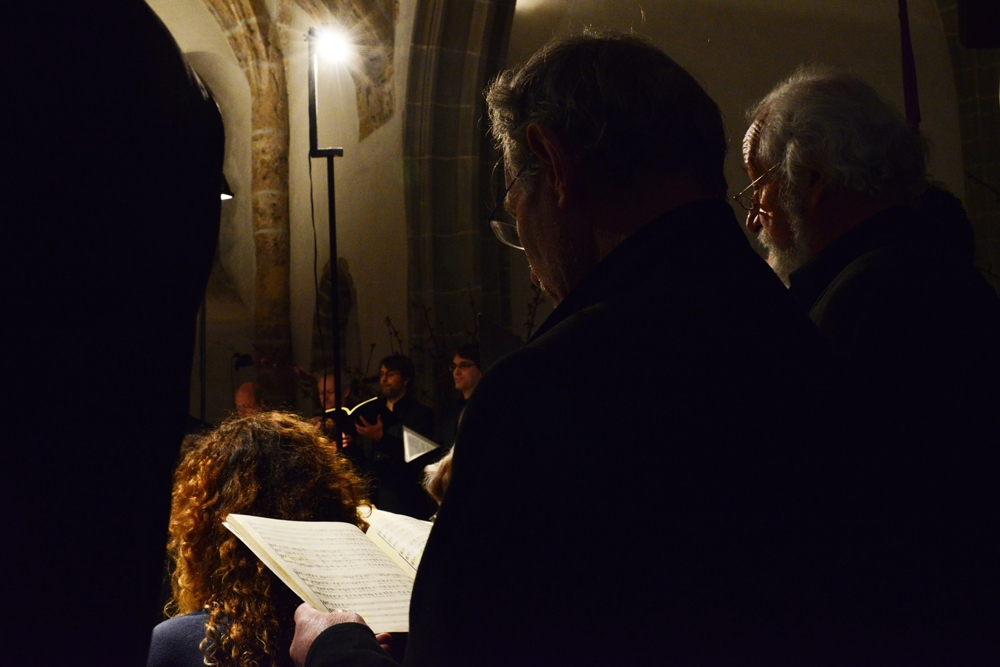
[937,0,1000,290]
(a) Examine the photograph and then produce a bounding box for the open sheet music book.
[321,396,379,438]
[323,395,378,420]
[224,507,433,633]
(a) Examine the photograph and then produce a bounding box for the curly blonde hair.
[166,411,370,667]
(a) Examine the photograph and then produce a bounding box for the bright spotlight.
[316,27,352,63]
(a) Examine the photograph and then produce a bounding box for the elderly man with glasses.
[740,69,1000,437]
[740,68,1000,661]
[291,31,873,667]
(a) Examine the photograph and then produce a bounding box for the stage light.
[316,27,352,63]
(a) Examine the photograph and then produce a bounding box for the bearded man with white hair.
[741,68,1000,662]
[742,67,1000,436]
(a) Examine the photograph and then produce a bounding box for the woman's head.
[423,448,454,508]
[167,411,369,666]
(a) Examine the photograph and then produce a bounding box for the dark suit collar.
[787,205,916,312]
[381,391,416,412]
[530,199,738,341]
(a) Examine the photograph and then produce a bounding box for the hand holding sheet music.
[224,508,432,633]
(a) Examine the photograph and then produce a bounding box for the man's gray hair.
[485,30,728,197]
[747,67,926,213]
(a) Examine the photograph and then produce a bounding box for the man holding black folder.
[289,31,888,666]
[351,354,437,520]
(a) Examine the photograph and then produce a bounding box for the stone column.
[203,0,295,402]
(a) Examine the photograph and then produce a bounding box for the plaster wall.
[508,0,960,194]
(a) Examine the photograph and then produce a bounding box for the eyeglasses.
[449,362,477,372]
[486,156,535,251]
[732,163,779,211]
[379,370,401,380]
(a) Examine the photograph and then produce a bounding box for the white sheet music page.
[225,514,413,633]
[366,508,433,574]
[403,427,440,462]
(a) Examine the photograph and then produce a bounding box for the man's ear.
[525,123,573,209]
[805,169,827,209]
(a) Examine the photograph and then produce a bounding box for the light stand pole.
[307,27,345,412]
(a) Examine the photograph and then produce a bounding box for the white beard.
[758,212,813,287]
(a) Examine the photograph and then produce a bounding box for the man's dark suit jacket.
[364,394,437,519]
[789,204,1000,442]
[304,200,912,666]
[787,205,1000,660]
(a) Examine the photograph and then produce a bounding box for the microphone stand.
[308,27,346,445]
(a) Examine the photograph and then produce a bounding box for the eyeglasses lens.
[732,164,778,212]
[491,219,522,250]
[486,157,527,251]
[735,191,754,211]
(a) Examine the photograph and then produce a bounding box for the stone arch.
[404,0,517,400]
